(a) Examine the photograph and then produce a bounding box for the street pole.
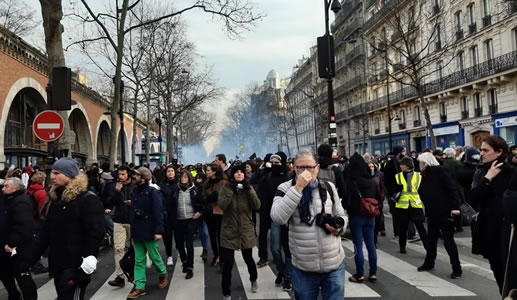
[384,33,393,153]
[117,79,126,165]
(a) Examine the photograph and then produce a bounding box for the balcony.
[456,30,464,41]
[483,15,492,27]
[461,111,469,119]
[345,45,365,63]
[469,23,477,34]
[489,104,498,114]
[335,17,364,47]
[440,114,447,123]
[334,75,367,98]
[363,0,406,30]
[331,0,362,32]
[368,75,378,83]
[413,120,422,127]
[433,5,440,16]
[374,128,380,134]
[474,107,483,117]
[385,127,390,132]
[391,31,402,43]
[399,123,407,130]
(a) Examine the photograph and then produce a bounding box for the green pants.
[133,240,167,290]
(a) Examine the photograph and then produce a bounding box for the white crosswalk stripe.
[90,271,134,300]
[166,247,205,299]
[344,271,381,298]
[343,240,477,297]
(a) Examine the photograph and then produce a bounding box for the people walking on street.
[194,172,210,262]
[394,157,428,254]
[368,160,386,241]
[457,147,481,211]
[27,171,49,274]
[127,167,168,299]
[271,149,347,300]
[317,144,347,200]
[174,171,203,279]
[502,167,517,297]
[1,177,37,300]
[345,153,381,284]
[34,158,105,300]
[107,166,136,287]
[218,164,261,300]
[417,152,462,279]
[471,135,513,293]
[159,165,179,267]
[383,146,407,237]
[202,163,227,267]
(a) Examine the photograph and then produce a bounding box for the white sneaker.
[167,256,173,266]
[251,281,259,293]
[223,295,231,300]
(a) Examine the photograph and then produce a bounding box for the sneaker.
[251,281,259,293]
[256,258,268,268]
[275,273,284,286]
[408,236,421,243]
[127,289,146,299]
[167,256,173,266]
[417,264,434,272]
[159,274,168,289]
[223,295,231,300]
[185,270,193,280]
[108,275,125,287]
[282,280,292,292]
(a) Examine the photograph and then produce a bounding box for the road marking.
[37,123,61,129]
[345,271,381,298]
[166,247,205,299]
[343,240,476,297]
[90,271,133,300]
[234,247,290,299]
[36,278,57,300]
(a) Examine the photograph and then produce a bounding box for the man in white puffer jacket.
[271,149,348,300]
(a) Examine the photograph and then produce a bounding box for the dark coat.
[1,191,33,269]
[107,181,136,224]
[381,155,401,197]
[419,166,460,218]
[471,162,514,259]
[159,179,179,221]
[99,180,116,209]
[344,176,381,217]
[318,157,347,200]
[457,161,479,210]
[502,167,517,294]
[36,173,105,275]
[130,183,164,242]
[218,182,261,250]
[254,168,291,215]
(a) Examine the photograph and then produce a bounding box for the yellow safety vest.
[394,171,423,209]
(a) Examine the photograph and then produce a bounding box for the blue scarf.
[299,180,319,225]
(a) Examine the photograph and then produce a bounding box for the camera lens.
[334,217,344,228]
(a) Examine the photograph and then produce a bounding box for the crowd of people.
[0,135,516,300]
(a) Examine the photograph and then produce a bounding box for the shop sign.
[432,125,459,136]
[495,116,517,128]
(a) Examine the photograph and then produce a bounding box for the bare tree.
[64,0,264,168]
[1,0,38,36]
[365,1,460,149]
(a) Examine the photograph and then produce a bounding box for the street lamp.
[318,0,341,150]
[112,77,125,165]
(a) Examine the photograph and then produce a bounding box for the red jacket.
[27,184,47,217]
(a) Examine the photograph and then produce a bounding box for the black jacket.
[254,168,291,215]
[1,190,33,269]
[382,155,401,197]
[107,181,136,224]
[419,166,460,218]
[471,162,514,259]
[159,179,179,221]
[130,183,164,242]
[457,161,479,210]
[502,168,517,294]
[36,173,105,275]
[344,176,381,217]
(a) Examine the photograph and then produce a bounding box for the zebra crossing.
[0,238,501,299]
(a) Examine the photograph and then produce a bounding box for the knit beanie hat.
[52,158,79,179]
[465,147,480,161]
[400,157,415,169]
[393,146,405,157]
[231,164,246,178]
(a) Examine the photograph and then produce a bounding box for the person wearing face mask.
[471,136,514,293]
[368,161,386,240]
[457,147,481,211]
[218,165,261,300]
[158,165,179,266]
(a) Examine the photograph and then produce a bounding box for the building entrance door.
[471,131,490,149]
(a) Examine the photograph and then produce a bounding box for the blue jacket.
[130,183,164,242]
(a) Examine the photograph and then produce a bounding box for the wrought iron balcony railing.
[413,120,422,127]
[461,111,469,119]
[469,23,477,34]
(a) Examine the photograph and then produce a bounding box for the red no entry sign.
[33,110,65,142]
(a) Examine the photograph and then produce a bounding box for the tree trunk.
[421,99,436,149]
[39,0,72,159]
[131,92,139,164]
[166,95,174,163]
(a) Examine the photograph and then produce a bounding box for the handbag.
[471,212,482,255]
[212,204,223,215]
[459,201,477,226]
[356,183,380,218]
[119,244,135,283]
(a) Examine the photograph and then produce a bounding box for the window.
[488,88,497,113]
[437,61,443,80]
[485,39,494,60]
[375,117,380,130]
[483,0,490,16]
[461,96,469,119]
[470,45,479,66]
[414,106,421,121]
[439,102,446,115]
[435,24,442,50]
[468,3,476,24]
[514,28,517,50]
[474,93,483,116]
[458,51,465,70]
[455,11,462,31]
[400,110,406,123]
[374,88,379,100]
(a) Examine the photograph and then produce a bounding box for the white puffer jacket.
[271,180,347,273]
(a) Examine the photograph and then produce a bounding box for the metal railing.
[335,17,364,47]
[334,75,367,98]
[363,0,405,30]
[331,0,362,32]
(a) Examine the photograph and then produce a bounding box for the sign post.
[33,110,65,142]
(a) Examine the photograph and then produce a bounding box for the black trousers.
[221,247,257,296]
[424,217,461,272]
[397,207,428,249]
[163,216,175,257]
[258,212,272,260]
[0,255,37,300]
[53,268,90,300]
[206,214,222,258]
[175,218,195,269]
[488,255,504,293]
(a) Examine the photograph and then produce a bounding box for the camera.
[315,213,344,234]
[134,209,146,219]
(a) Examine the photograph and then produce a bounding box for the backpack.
[119,244,135,282]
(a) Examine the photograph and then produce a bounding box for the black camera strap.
[318,180,335,214]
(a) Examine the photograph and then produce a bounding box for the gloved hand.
[80,255,97,275]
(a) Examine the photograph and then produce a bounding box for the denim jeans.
[270,223,292,280]
[196,219,210,250]
[349,215,377,277]
[292,263,345,300]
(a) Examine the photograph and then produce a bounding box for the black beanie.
[400,157,415,169]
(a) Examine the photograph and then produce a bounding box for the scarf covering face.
[298,179,319,225]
